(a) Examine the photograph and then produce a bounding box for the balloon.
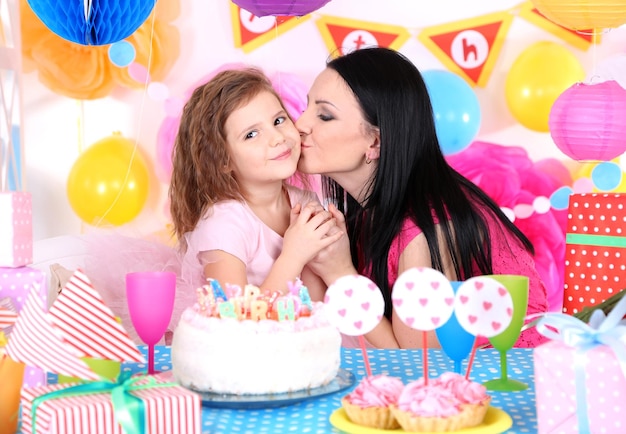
[422,70,481,155]
[505,42,585,132]
[67,133,150,226]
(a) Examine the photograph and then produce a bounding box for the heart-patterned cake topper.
[324,274,384,336]
[392,267,455,331]
[454,276,514,338]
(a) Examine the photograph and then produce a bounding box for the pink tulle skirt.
[82,231,196,345]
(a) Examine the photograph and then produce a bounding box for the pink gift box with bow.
[533,294,626,433]
[0,192,33,268]
[534,341,626,433]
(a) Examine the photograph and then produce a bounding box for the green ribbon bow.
[32,371,177,434]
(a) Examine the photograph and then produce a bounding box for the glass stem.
[454,360,462,374]
[148,344,155,375]
[500,350,508,381]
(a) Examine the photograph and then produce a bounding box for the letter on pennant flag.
[418,12,513,87]
[230,4,310,53]
[316,16,411,57]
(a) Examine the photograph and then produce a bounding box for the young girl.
[169,67,342,305]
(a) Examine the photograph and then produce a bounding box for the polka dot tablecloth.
[44,347,537,434]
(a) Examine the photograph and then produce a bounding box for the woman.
[296,47,548,349]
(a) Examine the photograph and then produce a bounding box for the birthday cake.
[170,280,342,395]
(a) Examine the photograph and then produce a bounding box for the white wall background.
[21,0,626,241]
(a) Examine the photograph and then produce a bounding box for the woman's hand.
[307,203,358,285]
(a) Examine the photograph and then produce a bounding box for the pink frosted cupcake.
[390,372,491,432]
[342,374,405,429]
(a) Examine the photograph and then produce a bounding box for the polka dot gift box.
[533,295,626,433]
[563,193,626,315]
[0,192,32,268]
[0,267,47,389]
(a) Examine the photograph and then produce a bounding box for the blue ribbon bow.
[536,295,626,434]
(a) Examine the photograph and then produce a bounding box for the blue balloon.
[422,70,482,155]
[27,0,156,45]
[592,162,622,191]
[435,281,475,373]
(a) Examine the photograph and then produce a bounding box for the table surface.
[117,346,536,434]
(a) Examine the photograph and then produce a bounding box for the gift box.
[563,193,626,314]
[0,191,33,268]
[20,375,202,434]
[0,266,47,388]
[534,341,626,433]
[534,295,626,433]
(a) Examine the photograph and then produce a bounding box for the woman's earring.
[365,156,372,165]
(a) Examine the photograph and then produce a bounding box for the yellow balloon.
[505,41,585,132]
[67,133,150,226]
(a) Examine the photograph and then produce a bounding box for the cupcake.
[390,372,491,432]
[341,374,404,429]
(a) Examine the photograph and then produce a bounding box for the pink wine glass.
[126,271,176,374]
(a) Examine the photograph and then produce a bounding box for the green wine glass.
[483,275,529,392]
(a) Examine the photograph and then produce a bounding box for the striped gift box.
[20,376,201,434]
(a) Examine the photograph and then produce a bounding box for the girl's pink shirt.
[180,185,319,291]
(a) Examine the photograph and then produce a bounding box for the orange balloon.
[67,133,150,226]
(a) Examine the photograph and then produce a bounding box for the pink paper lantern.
[549,80,626,161]
[231,0,331,17]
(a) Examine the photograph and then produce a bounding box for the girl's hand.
[282,202,344,269]
[307,203,357,285]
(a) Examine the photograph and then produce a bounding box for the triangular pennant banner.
[316,16,411,57]
[518,1,600,51]
[5,289,99,380]
[48,269,145,363]
[230,4,310,53]
[418,12,513,87]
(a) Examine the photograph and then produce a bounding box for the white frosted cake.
[171,281,342,395]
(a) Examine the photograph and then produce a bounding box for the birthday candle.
[207,278,228,301]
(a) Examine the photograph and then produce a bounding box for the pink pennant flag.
[48,269,145,363]
[5,289,100,380]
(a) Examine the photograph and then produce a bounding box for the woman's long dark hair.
[324,47,533,318]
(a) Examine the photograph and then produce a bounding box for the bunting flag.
[5,289,100,380]
[517,1,600,51]
[315,16,411,57]
[230,4,310,53]
[418,12,514,87]
[48,269,145,363]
